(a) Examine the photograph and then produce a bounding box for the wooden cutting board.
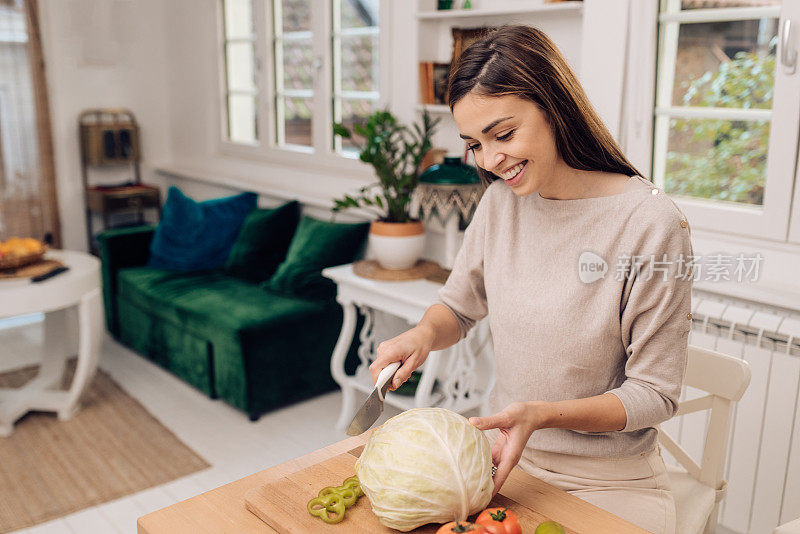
[244,445,648,534]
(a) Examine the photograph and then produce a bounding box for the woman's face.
[453,92,561,197]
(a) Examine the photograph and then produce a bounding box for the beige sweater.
[437,175,693,458]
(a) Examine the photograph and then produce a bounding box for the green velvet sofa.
[98,224,363,421]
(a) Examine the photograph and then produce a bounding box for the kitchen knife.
[346,361,401,436]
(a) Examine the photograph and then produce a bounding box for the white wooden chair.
[656,345,751,534]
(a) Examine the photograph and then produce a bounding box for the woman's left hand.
[469,401,548,497]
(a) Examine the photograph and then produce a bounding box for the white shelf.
[416,104,451,114]
[416,2,583,21]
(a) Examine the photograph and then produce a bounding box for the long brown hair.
[448,25,644,187]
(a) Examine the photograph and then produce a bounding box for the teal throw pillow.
[224,200,300,283]
[147,186,257,271]
[263,216,369,300]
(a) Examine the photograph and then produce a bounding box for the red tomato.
[436,520,488,534]
[475,507,522,534]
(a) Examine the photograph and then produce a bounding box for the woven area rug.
[0,360,210,533]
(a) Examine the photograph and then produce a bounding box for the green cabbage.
[355,407,494,531]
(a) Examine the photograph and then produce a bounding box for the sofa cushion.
[117,267,328,334]
[147,186,257,271]
[263,216,369,300]
[224,200,300,283]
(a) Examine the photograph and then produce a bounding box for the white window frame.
[789,0,800,244]
[331,1,381,156]
[218,0,261,147]
[215,0,391,177]
[0,87,13,190]
[622,0,800,242]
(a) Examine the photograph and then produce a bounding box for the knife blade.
[346,361,401,436]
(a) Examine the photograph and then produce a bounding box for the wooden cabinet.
[84,184,161,254]
[85,185,161,214]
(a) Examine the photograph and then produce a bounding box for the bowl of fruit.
[0,237,47,270]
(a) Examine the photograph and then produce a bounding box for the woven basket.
[0,246,48,271]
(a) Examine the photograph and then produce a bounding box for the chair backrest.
[657,345,752,493]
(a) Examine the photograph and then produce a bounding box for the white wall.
[37,0,586,257]
[154,0,584,265]
[160,0,584,175]
[36,0,800,312]
[38,0,172,251]
[579,0,629,140]
[160,0,380,204]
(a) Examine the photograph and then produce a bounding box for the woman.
[369,25,692,534]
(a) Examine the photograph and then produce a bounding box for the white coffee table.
[0,249,103,436]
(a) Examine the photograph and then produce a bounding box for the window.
[220,0,382,160]
[652,0,800,240]
[221,0,258,144]
[273,0,314,150]
[331,0,380,156]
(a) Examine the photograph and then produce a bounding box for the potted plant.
[332,109,439,270]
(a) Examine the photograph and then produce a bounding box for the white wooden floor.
[0,317,401,534]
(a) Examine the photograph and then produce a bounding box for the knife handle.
[376,361,401,402]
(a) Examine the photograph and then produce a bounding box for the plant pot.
[369,220,426,270]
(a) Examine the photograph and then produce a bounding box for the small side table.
[0,250,103,436]
[322,263,494,430]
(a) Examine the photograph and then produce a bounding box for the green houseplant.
[332,109,439,270]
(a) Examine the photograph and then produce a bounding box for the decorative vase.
[369,220,426,270]
[416,156,482,269]
[437,0,453,10]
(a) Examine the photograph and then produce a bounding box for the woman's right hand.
[369,324,435,391]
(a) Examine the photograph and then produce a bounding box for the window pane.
[333,0,380,156]
[339,99,375,151]
[282,97,313,147]
[664,117,768,205]
[341,0,379,29]
[223,0,257,145]
[672,19,778,109]
[228,94,257,144]
[226,42,255,92]
[224,0,253,39]
[341,34,378,92]
[680,0,780,10]
[281,0,311,32]
[282,38,314,90]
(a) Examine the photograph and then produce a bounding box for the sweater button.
[687,313,693,320]
[651,189,658,195]
[680,220,688,228]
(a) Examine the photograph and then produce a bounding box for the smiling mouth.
[500,161,527,181]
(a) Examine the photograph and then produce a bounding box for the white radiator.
[664,291,800,534]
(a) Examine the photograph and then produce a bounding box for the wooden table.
[138,432,650,534]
